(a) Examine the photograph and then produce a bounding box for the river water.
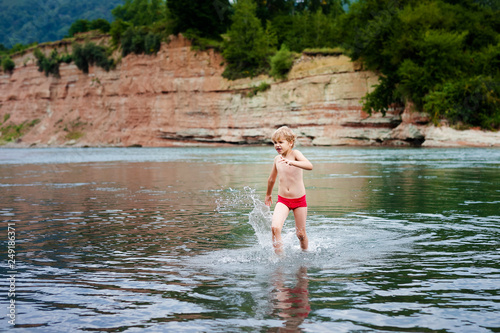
[0,147,499,332]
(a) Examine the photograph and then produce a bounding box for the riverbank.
[1,34,498,148]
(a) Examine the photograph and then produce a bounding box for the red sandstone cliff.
[1,35,498,147]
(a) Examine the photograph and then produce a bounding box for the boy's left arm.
[289,150,313,170]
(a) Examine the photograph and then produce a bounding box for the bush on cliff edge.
[72,42,115,74]
[1,56,15,74]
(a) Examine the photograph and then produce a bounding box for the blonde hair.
[271,126,297,148]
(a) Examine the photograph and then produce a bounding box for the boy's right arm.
[265,158,278,206]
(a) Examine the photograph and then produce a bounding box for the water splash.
[216,186,273,249]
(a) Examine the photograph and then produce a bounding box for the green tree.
[110,19,131,45]
[256,0,295,23]
[223,0,277,79]
[295,0,348,15]
[339,0,500,129]
[110,0,169,47]
[68,19,90,37]
[113,0,168,27]
[89,19,112,33]
[167,0,231,38]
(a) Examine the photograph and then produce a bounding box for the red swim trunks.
[277,195,307,210]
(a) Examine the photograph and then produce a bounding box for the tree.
[167,0,231,38]
[89,19,111,33]
[0,43,8,53]
[339,0,500,129]
[222,0,277,79]
[112,0,168,27]
[68,19,111,37]
[68,19,90,37]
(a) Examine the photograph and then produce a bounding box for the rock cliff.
[1,35,498,147]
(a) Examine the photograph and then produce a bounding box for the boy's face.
[273,137,293,155]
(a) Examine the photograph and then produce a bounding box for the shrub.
[246,82,271,97]
[121,27,162,56]
[34,49,61,77]
[121,27,146,56]
[424,76,500,130]
[183,29,222,52]
[270,44,294,79]
[72,42,114,74]
[1,56,15,73]
[144,32,161,54]
[0,119,40,143]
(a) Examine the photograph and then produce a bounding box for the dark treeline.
[1,0,498,129]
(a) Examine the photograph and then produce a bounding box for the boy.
[265,126,313,255]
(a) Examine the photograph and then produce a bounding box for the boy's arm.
[286,150,313,170]
[265,158,278,206]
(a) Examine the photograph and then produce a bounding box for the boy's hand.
[265,195,272,206]
[278,155,292,167]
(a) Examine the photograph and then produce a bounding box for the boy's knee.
[271,226,282,235]
[296,229,306,240]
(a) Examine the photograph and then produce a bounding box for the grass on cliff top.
[302,47,344,56]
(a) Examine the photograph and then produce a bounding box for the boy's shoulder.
[290,149,303,158]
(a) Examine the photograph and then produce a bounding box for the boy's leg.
[293,207,308,251]
[271,203,289,254]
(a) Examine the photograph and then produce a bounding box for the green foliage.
[302,47,344,55]
[339,0,500,129]
[121,27,162,56]
[33,48,72,77]
[110,19,131,46]
[110,0,169,51]
[270,44,294,79]
[0,0,123,48]
[256,0,348,22]
[246,81,271,97]
[424,76,500,130]
[167,0,231,39]
[67,19,111,37]
[222,0,277,80]
[34,49,62,77]
[183,30,223,52]
[270,8,344,53]
[1,56,15,73]
[0,119,40,144]
[7,42,38,55]
[68,19,90,37]
[72,42,114,74]
[113,0,168,27]
[90,19,112,33]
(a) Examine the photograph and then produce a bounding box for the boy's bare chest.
[277,161,302,179]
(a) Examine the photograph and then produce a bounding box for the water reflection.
[0,147,499,332]
[270,266,310,333]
